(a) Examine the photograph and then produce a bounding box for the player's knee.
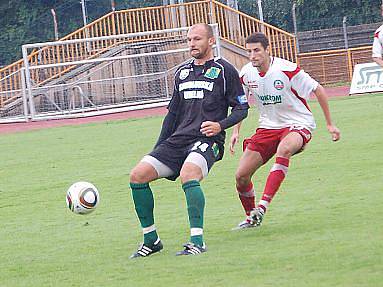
[129,166,147,183]
[180,170,201,184]
[276,146,293,158]
[235,172,250,187]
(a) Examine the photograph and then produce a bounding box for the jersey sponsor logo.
[184,90,204,99]
[179,69,190,80]
[179,81,214,91]
[274,80,284,90]
[237,94,248,104]
[258,94,282,105]
[204,67,221,79]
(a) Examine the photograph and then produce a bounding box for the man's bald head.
[188,23,214,38]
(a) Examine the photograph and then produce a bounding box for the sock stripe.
[258,200,269,210]
[191,228,203,236]
[270,163,288,175]
[142,224,156,234]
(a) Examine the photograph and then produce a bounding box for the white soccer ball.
[66,181,100,215]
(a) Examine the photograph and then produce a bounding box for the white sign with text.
[350,62,383,94]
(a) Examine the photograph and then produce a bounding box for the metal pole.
[212,24,221,58]
[342,16,349,49]
[292,2,300,53]
[227,0,239,41]
[257,0,265,33]
[22,45,35,119]
[20,68,29,121]
[81,0,91,52]
[169,0,177,28]
[51,9,59,40]
[227,0,238,10]
[81,0,88,27]
[179,0,186,27]
[209,0,215,24]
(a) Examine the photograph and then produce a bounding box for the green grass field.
[0,94,382,287]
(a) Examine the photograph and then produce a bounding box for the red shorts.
[243,127,312,164]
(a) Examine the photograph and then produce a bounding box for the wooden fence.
[297,46,372,85]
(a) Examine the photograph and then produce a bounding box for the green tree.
[238,0,381,32]
[296,0,381,31]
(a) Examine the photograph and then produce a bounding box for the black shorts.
[149,138,224,181]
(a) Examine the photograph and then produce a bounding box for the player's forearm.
[314,85,334,126]
[219,108,248,130]
[232,121,242,136]
[373,57,383,67]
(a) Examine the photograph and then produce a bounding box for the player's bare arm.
[229,122,242,155]
[314,84,341,141]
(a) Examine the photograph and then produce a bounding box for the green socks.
[182,180,205,247]
[131,180,205,248]
[130,182,159,246]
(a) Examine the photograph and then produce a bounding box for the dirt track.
[0,86,350,135]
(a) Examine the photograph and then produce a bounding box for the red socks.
[258,157,289,213]
[236,182,255,216]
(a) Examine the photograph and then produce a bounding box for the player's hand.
[229,132,239,155]
[200,121,221,137]
[327,124,340,141]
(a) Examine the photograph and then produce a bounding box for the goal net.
[17,25,220,120]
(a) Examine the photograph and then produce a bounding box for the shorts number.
[191,141,209,153]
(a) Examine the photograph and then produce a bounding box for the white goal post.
[14,24,221,122]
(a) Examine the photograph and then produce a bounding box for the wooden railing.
[212,1,296,62]
[0,0,296,108]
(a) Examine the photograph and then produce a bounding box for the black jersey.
[166,57,249,146]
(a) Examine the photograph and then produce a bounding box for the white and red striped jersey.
[240,57,319,131]
[372,24,383,58]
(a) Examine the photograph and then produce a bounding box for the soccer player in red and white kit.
[372,4,383,66]
[230,32,341,229]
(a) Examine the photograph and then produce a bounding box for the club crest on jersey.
[248,80,258,88]
[274,80,284,90]
[179,69,190,80]
[204,67,221,79]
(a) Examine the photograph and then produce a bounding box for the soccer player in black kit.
[129,23,249,258]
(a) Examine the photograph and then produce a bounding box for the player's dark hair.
[246,33,269,49]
